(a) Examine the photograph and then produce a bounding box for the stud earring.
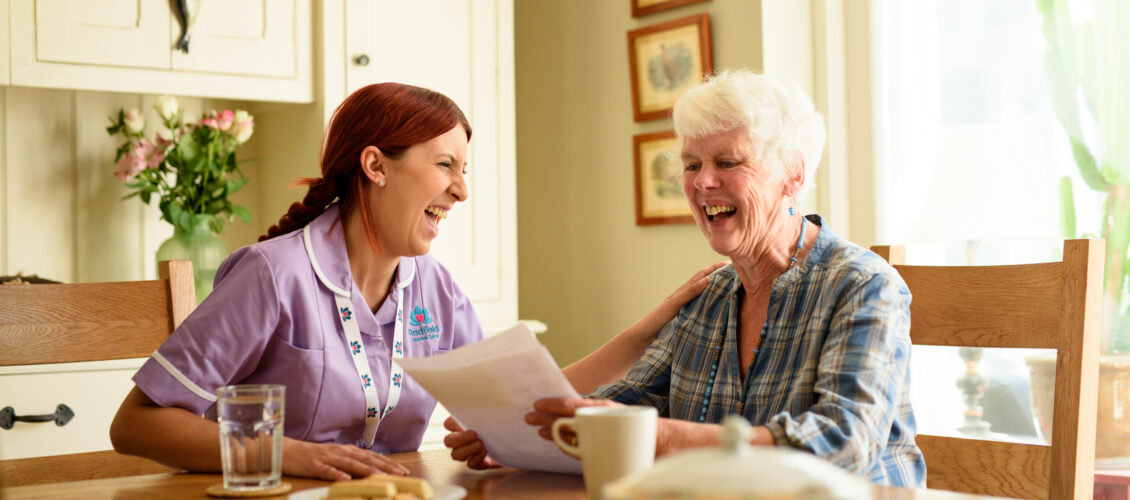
[787,206,796,216]
[377,179,386,187]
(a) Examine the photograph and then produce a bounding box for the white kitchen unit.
[344,0,518,335]
[8,0,312,102]
[0,360,144,460]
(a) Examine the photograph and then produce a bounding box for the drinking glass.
[216,384,285,491]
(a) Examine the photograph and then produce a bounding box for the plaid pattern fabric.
[592,216,926,487]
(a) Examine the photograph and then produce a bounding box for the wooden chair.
[871,239,1103,500]
[0,260,196,487]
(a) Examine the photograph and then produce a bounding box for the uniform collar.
[304,205,416,334]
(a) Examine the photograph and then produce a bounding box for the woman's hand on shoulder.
[281,438,409,481]
[442,416,501,469]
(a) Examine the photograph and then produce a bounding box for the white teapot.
[602,416,872,500]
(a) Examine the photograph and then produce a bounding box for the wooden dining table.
[1,448,1008,499]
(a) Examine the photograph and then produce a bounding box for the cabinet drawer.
[0,359,142,460]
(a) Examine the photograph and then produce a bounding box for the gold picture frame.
[631,0,710,18]
[627,13,713,122]
[634,131,693,226]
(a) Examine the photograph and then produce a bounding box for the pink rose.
[134,139,165,168]
[115,151,146,181]
[216,110,235,131]
[201,117,219,129]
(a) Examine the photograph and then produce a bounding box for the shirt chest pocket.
[256,340,325,440]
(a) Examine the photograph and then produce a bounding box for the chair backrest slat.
[915,435,1050,499]
[893,263,1061,348]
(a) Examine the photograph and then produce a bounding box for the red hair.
[260,83,471,249]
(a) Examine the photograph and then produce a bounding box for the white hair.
[672,69,826,200]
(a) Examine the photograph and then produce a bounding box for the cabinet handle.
[353,54,371,67]
[0,405,75,430]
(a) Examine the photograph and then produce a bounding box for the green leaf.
[226,178,248,195]
[140,190,151,204]
[232,205,251,224]
[1070,138,1110,191]
[1058,176,1076,238]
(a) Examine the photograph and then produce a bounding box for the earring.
[787,207,796,216]
[377,179,386,187]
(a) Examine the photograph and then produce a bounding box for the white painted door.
[32,0,171,69]
[171,0,301,78]
[344,0,517,333]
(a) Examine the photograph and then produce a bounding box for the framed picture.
[634,131,694,226]
[627,13,713,122]
[631,0,710,18]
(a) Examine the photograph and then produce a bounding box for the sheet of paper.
[395,324,582,474]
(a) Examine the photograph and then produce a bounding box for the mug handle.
[551,417,581,459]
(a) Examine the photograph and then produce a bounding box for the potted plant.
[106,96,255,303]
[1027,0,1130,461]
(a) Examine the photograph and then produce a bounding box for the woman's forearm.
[562,262,726,394]
[562,318,658,394]
[110,386,224,472]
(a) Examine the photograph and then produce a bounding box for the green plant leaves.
[1059,176,1076,238]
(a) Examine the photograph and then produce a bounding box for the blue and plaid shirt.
[592,216,926,487]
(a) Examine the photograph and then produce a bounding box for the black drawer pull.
[0,405,75,430]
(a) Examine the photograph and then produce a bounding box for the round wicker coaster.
[205,482,293,498]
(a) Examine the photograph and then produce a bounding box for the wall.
[0,88,265,283]
[516,0,787,366]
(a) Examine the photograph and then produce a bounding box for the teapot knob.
[719,415,752,454]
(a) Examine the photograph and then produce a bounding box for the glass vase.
[156,220,229,304]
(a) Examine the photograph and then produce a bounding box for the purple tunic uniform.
[133,205,484,452]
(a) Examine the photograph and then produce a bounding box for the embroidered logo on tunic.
[409,306,433,326]
[385,404,395,416]
[340,306,352,322]
[392,373,402,388]
[367,407,377,418]
[361,374,371,387]
[394,340,403,356]
[407,304,441,342]
[350,340,362,355]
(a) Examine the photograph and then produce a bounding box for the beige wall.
[515,0,771,366]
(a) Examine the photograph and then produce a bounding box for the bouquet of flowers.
[106,96,254,234]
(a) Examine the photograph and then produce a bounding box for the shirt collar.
[304,205,417,333]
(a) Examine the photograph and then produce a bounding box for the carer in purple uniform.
[111,83,481,481]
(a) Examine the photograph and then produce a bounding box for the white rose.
[230,110,255,144]
[123,109,145,134]
[153,96,179,122]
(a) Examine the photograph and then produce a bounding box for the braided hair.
[260,83,471,248]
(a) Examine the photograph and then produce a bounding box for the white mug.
[551,405,657,499]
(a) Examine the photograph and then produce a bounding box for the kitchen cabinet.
[343,0,518,334]
[7,0,312,102]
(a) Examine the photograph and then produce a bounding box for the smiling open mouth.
[425,206,448,223]
[703,204,736,222]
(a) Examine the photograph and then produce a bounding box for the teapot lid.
[603,416,872,499]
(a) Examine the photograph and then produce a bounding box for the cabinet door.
[33,0,171,69]
[345,0,516,331]
[171,0,298,78]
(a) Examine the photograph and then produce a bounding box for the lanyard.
[305,225,410,448]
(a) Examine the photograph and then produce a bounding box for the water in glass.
[217,386,284,490]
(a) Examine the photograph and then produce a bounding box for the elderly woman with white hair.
[445,69,925,487]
